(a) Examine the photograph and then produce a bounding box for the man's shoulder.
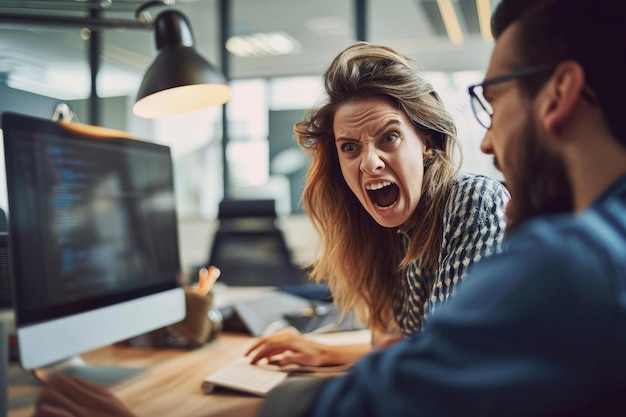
[508,200,626,270]
[515,194,626,239]
[455,200,626,331]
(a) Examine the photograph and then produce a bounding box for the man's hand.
[34,373,137,417]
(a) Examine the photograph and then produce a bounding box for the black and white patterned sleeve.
[428,174,509,314]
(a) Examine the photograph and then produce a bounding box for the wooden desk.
[8,329,371,417]
[8,332,264,417]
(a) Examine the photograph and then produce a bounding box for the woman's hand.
[245,329,371,367]
[245,329,333,367]
[34,373,137,417]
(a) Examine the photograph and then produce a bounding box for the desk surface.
[8,330,371,417]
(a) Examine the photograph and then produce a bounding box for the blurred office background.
[0,0,501,276]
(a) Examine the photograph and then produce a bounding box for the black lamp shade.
[133,10,230,118]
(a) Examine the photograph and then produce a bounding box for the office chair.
[205,199,308,287]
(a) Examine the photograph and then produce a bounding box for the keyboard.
[201,358,289,397]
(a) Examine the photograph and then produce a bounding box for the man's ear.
[540,61,586,135]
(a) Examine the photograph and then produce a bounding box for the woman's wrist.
[319,343,372,366]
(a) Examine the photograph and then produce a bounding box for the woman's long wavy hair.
[295,42,460,331]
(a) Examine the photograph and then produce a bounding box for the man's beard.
[503,119,574,234]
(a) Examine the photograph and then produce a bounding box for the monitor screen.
[2,112,185,377]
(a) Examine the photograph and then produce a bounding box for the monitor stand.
[33,355,147,387]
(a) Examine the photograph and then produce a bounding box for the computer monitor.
[1,112,186,385]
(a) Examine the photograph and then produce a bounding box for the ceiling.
[0,0,499,100]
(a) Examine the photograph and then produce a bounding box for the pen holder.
[170,288,223,346]
[121,287,223,349]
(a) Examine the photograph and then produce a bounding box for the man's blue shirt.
[310,174,626,417]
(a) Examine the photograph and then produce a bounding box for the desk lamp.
[133,8,231,118]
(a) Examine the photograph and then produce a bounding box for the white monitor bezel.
[2,112,186,371]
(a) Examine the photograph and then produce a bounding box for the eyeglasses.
[467,65,552,129]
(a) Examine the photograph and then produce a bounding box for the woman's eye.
[382,132,400,144]
[341,143,358,153]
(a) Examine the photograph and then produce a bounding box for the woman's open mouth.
[366,181,399,210]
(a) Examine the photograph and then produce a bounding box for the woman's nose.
[360,148,385,174]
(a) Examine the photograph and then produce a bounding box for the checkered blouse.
[393,173,510,335]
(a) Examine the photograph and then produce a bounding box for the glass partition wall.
[0,0,502,223]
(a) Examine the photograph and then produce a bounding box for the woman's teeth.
[366,180,392,191]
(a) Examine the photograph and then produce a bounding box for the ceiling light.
[305,16,349,37]
[133,10,231,119]
[226,32,300,58]
[476,0,493,41]
[436,0,464,45]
